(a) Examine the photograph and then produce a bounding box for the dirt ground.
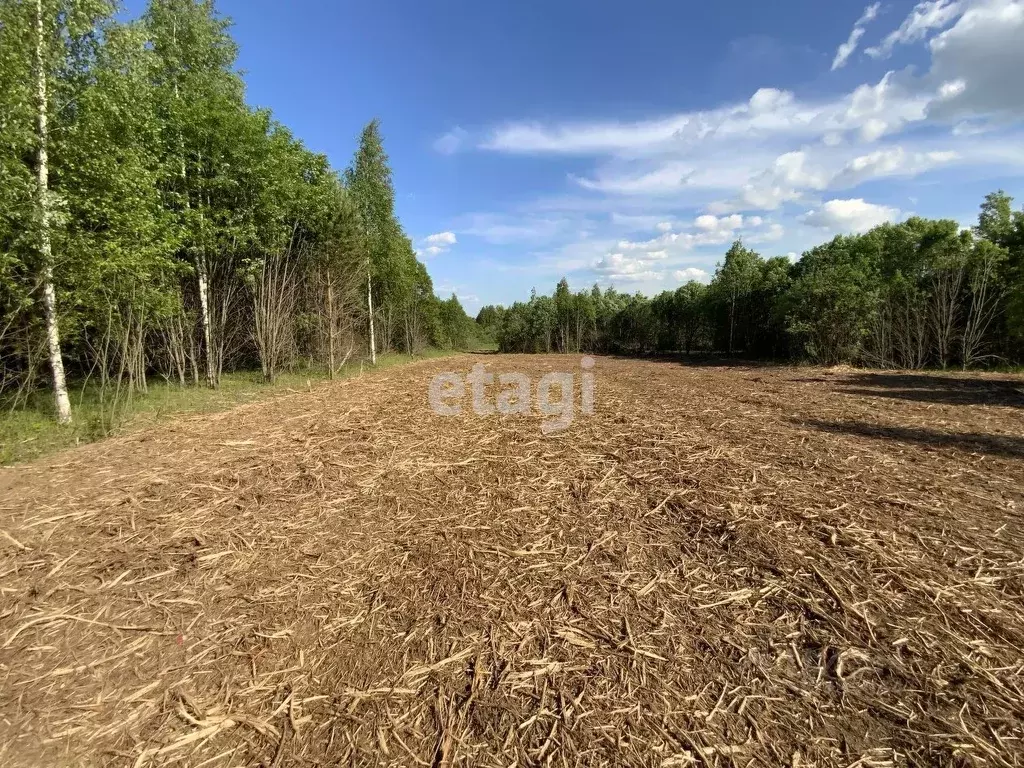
[2,354,1024,767]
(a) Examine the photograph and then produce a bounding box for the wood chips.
[2,354,1024,766]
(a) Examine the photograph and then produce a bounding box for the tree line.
[480,192,1024,368]
[0,0,475,425]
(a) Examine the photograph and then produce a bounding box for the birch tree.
[32,0,74,422]
[145,0,246,387]
[962,240,1007,368]
[345,119,417,358]
[0,0,117,422]
[713,241,762,355]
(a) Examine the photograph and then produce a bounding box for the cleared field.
[2,354,1023,767]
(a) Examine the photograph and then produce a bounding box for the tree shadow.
[797,418,1024,459]
[835,373,1024,409]
[605,352,774,369]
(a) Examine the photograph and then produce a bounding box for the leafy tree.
[0,0,123,422]
[345,119,399,357]
[674,281,708,354]
[553,277,573,352]
[436,294,474,350]
[975,191,1024,353]
[711,240,763,354]
[145,0,249,386]
[786,261,874,365]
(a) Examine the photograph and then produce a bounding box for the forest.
[0,0,476,427]
[481,192,1024,369]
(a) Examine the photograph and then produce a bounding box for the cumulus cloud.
[832,147,959,186]
[832,3,882,70]
[748,222,786,243]
[926,0,1024,120]
[802,198,901,233]
[694,213,744,233]
[591,250,710,286]
[425,231,457,247]
[545,72,931,210]
[418,231,458,258]
[590,214,783,285]
[674,268,711,283]
[591,252,665,282]
[707,151,830,212]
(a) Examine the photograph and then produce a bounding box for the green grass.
[0,349,457,466]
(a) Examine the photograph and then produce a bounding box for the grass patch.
[0,349,456,466]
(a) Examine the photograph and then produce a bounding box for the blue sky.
[127,0,1024,314]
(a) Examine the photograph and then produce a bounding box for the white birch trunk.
[326,279,336,378]
[367,265,376,365]
[172,16,215,388]
[35,0,72,424]
[196,257,215,386]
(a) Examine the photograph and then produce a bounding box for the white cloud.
[591,251,710,286]
[866,0,965,59]
[418,231,458,258]
[597,215,783,272]
[802,198,901,233]
[926,0,1024,120]
[767,151,831,191]
[694,213,744,233]
[832,3,881,70]
[425,231,457,247]
[674,268,711,283]
[656,221,674,232]
[844,72,927,141]
[575,162,693,194]
[708,150,830,212]
[482,79,928,157]
[530,72,930,212]
[832,146,959,186]
[592,252,664,282]
[749,222,786,243]
[434,127,469,155]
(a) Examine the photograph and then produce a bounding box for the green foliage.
[435,294,476,349]
[0,0,456,423]
[494,192,1024,368]
[344,119,437,353]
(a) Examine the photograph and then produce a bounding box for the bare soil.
[2,355,1023,767]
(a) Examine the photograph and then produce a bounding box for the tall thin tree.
[34,0,72,423]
